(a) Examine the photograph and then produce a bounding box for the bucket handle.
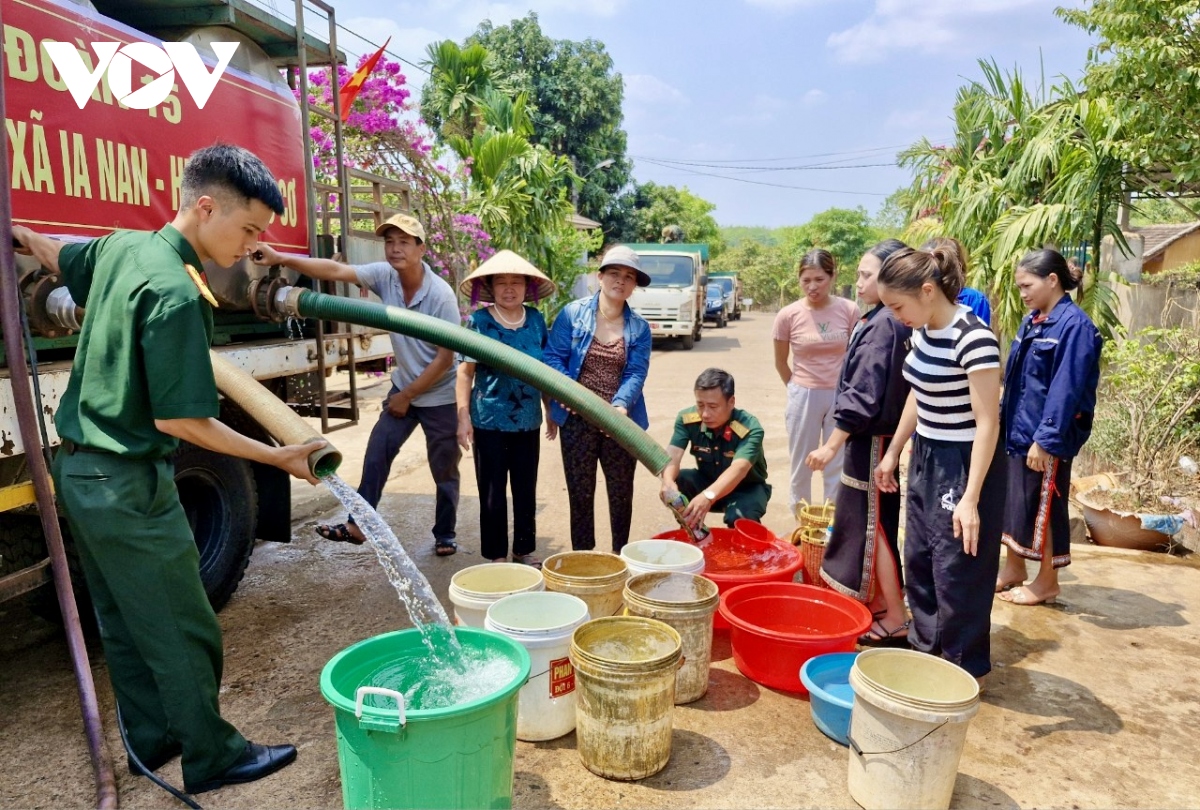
[848,721,947,758]
[355,686,406,732]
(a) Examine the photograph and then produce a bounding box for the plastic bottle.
[661,489,712,543]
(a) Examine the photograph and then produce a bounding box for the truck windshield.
[640,256,695,287]
[707,285,722,298]
[712,277,734,294]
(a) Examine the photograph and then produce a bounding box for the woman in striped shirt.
[873,245,1006,683]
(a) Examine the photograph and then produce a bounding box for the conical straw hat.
[459,250,557,303]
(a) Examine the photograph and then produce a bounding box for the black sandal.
[858,620,911,648]
[435,538,458,557]
[315,523,364,545]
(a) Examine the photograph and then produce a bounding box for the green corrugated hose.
[292,289,671,474]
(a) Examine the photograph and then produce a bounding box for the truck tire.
[718,311,727,328]
[173,442,257,611]
[0,515,46,578]
[680,332,695,350]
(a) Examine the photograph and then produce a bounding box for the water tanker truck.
[0,0,407,612]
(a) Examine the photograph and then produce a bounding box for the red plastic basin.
[718,582,872,693]
[653,528,803,629]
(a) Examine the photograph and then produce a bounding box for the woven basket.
[791,525,830,588]
[796,499,836,531]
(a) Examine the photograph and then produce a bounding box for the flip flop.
[998,585,1057,606]
[435,539,458,557]
[315,523,364,546]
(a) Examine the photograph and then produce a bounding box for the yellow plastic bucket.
[623,572,719,703]
[542,551,628,619]
[569,616,681,780]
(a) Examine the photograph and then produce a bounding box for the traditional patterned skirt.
[1002,454,1073,568]
[820,434,902,601]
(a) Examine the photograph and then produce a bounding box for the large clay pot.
[1075,487,1171,552]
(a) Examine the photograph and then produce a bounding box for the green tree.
[420,41,502,140]
[460,13,633,235]
[1128,195,1200,226]
[626,182,724,255]
[790,206,879,288]
[1059,0,1200,188]
[899,60,1124,340]
[709,240,794,310]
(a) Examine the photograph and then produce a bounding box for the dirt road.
[3,312,1200,808]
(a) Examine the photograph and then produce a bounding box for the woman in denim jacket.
[997,248,1102,606]
[545,245,652,554]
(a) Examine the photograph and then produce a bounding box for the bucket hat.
[459,249,558,303]
[375,212,426,242]
[600,245,651,287]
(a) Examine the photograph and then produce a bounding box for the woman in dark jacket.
[806,239,912,642]
[997,249,1102,606]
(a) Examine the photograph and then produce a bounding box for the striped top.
[903,305,1000,442]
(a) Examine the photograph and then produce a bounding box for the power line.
[637,158,891,196]
[631,157,897,173]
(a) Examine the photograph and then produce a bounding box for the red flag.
[338,38,390,121]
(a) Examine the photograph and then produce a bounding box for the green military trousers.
[52,450,246,783]
[677,469,772,527]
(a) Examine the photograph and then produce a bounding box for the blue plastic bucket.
[320,628,531,809]
[800,651,858,745]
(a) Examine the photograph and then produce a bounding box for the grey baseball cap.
[599,245,651,287]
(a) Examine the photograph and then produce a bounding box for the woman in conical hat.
[455,250,558,568]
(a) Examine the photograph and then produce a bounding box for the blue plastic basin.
[799,652,859,746]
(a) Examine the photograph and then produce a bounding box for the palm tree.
[422,41,501,140]
[900,60,1125,341]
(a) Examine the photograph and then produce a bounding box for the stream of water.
[320,473,524,711]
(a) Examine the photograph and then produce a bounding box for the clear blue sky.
[268,0,1096,227]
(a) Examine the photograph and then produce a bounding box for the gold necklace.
[599,306,624,324]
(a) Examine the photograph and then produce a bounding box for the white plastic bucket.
[847,648,981,810]
[448,563,544,628]
[485,591,591,741]
[620,540,705,578]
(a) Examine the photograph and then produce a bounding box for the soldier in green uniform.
[661,368,771,527]
[13,145,321,795]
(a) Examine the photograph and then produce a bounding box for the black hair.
[799,248,836,277]
[181,144,284,215]
[878,246,964,301]
[694,367,734,399]
[868,238,909,263]
[1017,248,1082,292]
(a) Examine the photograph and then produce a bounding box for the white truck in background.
[625,243,707,350]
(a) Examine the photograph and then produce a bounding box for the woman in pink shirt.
[773,248,862,512]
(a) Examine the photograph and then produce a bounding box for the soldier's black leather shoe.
[184,742,297,795]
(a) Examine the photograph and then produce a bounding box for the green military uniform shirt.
[670,406,768,485]
[56,225,219,458]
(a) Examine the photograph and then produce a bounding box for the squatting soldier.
[660,368,772,528]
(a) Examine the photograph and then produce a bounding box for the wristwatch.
[703,489,718,501]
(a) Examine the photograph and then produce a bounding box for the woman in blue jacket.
[997,248,1102,606]
[544,245,653,554]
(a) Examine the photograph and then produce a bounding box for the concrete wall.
[1101,232,1144,281]
[1112,281,1200,334]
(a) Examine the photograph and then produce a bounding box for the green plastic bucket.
[320,628,532,809]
